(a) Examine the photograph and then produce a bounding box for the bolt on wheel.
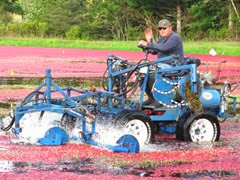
[182,113,220,142]
[190,118,215,142]
[114,110,154,145]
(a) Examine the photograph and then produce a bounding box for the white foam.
[1,112,164,152]
[17,112,62,143]
[92,123,125,146]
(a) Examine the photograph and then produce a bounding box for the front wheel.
[1,114,15,131]
[183,113,220,142]
[114,110,154,145]
[60,113,76,131]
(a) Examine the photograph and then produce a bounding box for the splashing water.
[1,111,217,153]
[9,112,62,144]
[1,112,139,150]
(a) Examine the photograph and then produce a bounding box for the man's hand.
[138,40,148,46]
[144,28,152,42]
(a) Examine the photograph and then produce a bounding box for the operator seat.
[162,57,201,78]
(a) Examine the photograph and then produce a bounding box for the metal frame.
[5,53,237,152]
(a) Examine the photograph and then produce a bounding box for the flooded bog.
[0,114,239,179]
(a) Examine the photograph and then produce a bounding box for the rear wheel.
[114,110,154,145]
[176,111,192,141]
[60,113,76,131]
[183,113,220,142]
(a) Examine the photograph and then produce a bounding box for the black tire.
[114,110,155,145]
[1,115,15,131]
[176,111,193,141]
[112,109,131,124]
[60,113,76,131]
[183,113,220,142]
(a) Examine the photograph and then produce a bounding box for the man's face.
[158,26,172,38]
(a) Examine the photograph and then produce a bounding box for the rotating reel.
[152,75,190,108]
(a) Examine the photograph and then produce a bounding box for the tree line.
[0,0,239,41]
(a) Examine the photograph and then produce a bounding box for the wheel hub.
[125,119,148,145]
[190,118,215,142]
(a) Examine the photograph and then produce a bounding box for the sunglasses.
[158,27,167,30]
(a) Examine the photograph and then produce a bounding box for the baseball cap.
[158,19,171,28]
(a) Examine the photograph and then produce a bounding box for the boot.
[142,73,161,107]
[142,92,155,106]
[143,90,162,107]
[142,73,155,106]
[148,100,162,107]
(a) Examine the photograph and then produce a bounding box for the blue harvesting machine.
[0,46,238,153]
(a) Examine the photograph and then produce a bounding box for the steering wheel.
[138,44,158,55]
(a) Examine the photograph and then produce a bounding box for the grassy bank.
[0,37,239,56]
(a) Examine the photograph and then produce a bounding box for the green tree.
[5,0,239,40]
[69,0,143,40]
[125,0,187,39]
[125,0,178,27]
[228,0,240,39]
[24,0,85,37]
[0,0,23,25]
[184,0,240,40]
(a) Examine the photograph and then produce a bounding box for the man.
[139,19,184,64]
[138,19,185,106]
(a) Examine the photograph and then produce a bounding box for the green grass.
[0,38,137,51]
[183,41,240,56]
[0,37,239,56]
